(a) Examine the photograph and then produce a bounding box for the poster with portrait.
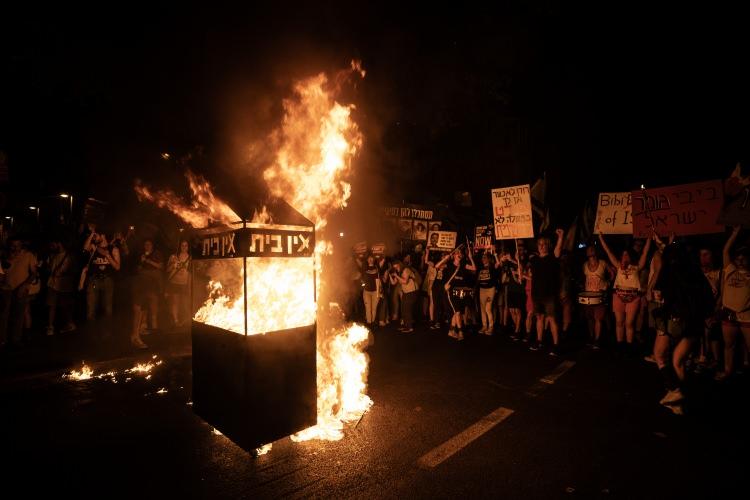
[427,230,457,250]
[412,220,428,240]
[398,218,413,239]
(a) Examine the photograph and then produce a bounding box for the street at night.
[2,4,750,499]
[3,320,748,498]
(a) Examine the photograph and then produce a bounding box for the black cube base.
[191,321,317,452]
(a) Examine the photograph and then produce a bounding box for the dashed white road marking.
[527,360,576,397]
[416,406,514,469]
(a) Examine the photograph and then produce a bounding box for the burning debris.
[63,363,94,381]
[62,356,164,383]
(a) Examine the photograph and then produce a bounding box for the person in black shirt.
[361,254,381,325]
[477,252,500,335]
[522,229,564,356]
[437,245,477,341]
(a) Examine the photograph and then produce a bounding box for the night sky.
[1,3,748,227]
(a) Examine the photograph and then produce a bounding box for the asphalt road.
[1,322,748,499]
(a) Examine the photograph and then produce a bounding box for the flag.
[530,172,546,218]
[564,216,578,252]
[530,172,548,233]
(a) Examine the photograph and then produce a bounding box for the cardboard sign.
[491,184,534,240]
[397,218,413,239]
[595,192,633,234]
[631,180,724,237]
[427,220,442,233]
[427,230,457,250]
[353,241,368,255]
[475,225,493,249]
[371,243,386,256]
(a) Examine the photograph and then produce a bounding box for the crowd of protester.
[349,225,750,414]
[2,213,748,415]
[0,222,191,351]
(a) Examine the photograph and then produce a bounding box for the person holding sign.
[716,226,750,381]
[525,229,564,356]
[598,232,652,355]
[437,243,477,341]
[581,244,614,349]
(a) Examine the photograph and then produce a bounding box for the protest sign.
[491,184,534,239]
[371,243,386,256]
[631,180,724,237]
[397,218,413,239]
[594,192,633,234]
[427,230,457,250]
[353,241,368,255]
[412,220,428,240]
[475,225,494,249]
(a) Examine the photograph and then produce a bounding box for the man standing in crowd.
[0,237,38,348]
[526,229,564,356]
[45,238,77,336]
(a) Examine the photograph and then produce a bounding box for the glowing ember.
[255,443,273,456]
[63,362,93,381]
[135,170,239,228]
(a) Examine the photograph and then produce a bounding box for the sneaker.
[60,323,77,333]
[592,340,601,351]
[478,327,487,334]
[548,346,560,357]
[714,371,730,382]
[45,326,55,336]
[456,331,464,341]
[131,337,148,350]
[529,342,540,351]
[448,330,457,339]
[660,389,684,405]
[643,354,657,364]
[429,323,440,330]
[402,328,414,333]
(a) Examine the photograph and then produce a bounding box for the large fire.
[136,61,372,444]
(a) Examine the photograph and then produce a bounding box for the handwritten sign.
[353,241,368,255]
[491,184,534,240]
[427,230,457,250]
[595,192,633,234]
[631,180,724,237]
[475,225,493,249]
[371,243,386,256]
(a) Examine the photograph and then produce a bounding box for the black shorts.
[533,296,557,317]
[448,288,474,313]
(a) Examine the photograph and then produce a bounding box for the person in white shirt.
[598,233,651,354]
[716,226,750,380]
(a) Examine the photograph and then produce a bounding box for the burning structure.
[190,192,319,451]
[136,61,371,450]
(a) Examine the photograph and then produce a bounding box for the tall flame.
[263,70,363,229]
[135,170,239,227]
